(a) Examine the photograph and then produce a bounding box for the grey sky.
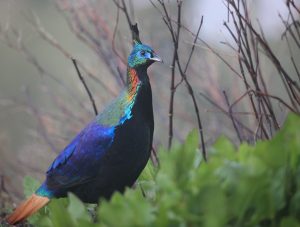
[134,0,298,43]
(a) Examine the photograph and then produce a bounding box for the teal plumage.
[7,41,162,224]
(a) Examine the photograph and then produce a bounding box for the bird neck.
[126,67,149,100]
[126,66,153,125]
[127,67,140,100]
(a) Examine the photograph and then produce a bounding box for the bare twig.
[72,58,98,116]
[154,0,207,160]
[223,91,243,142]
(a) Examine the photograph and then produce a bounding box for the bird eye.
[140,50,146,56]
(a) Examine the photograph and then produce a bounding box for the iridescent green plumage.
[96,70,141,126]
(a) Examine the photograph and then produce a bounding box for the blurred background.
[0,0,299,204]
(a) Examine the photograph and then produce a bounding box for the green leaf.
[99,190,155,227]
[23,176,40,197]
[280,216,300,227]
[48,198,74,227]
[139,160,156,182]
[67,193,91,224]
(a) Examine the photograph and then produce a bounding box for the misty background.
[0,0,299,201]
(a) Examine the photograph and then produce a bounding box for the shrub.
[25,114,300,227]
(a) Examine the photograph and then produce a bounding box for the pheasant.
[7,40,162,224]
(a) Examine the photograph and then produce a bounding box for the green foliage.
[27,114,300,227]
[23,176,40,198]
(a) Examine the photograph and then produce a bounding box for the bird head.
[128,41,162,69]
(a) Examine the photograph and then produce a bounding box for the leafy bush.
[24,114,300,227]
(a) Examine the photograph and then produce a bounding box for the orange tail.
[6,194,50,225]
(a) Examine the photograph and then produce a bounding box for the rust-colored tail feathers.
[6,194,50,225]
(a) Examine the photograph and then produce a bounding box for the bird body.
[7,42,161,224]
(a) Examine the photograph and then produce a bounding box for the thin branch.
[184,16,203,74]
[199,92,255,137]
[223,91,243,142]
[167,1,182,150]
[72,58,98,116]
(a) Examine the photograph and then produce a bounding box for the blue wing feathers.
[40,89,132,195]
[47,134,80,172]
[42,121,115,192]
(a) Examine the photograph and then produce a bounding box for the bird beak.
[150,53,163,63]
